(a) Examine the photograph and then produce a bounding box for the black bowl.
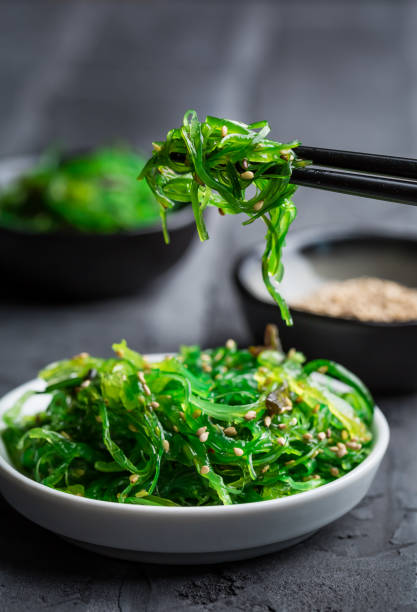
[0,155,196,300]
[234,228,417,394]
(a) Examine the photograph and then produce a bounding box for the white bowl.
[0,365,389,564]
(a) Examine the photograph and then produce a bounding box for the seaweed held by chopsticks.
[2,329,374,507]
[139,110,310,325]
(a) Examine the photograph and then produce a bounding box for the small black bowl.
[0,155,196,300]
[234,228,417,394]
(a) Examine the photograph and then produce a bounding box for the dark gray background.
[0,1,416,610]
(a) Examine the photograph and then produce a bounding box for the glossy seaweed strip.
[2,333,374,506]
[138,111,310,326]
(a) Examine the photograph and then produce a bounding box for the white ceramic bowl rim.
[0,379,389,517]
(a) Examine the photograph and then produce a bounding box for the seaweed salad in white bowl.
[0,111,389,562]
[2,330,375,506]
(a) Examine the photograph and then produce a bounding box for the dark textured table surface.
[1,2,417,610]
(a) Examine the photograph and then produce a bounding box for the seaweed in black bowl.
[0,147,196,300]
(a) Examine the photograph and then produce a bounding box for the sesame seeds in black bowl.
[234,228,417,394]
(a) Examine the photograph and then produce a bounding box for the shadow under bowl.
[234,228,417,394]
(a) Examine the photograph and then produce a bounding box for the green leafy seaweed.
[2,332,374,506]
[0,147,174,234]
[139,110,310,324]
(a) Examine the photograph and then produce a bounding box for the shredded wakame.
[0,147,162,233]
[139,110,310,325]
[2,329,374,506]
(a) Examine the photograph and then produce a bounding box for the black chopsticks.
[295,146,417,180]
[288,146,417,206]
